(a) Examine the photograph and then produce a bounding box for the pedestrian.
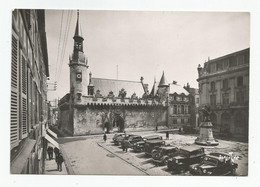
[155,125,158,131]
[54,147,59,158]
[166,131,169,140]
[122,141,125,152]
[125,142,128,153]
[103,133,107,142]
[56,153,64,172]
[47,146,53,160]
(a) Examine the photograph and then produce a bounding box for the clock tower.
[69,10,89,100]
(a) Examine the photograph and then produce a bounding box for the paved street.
[57,131,248,176]
[58,136,146,175]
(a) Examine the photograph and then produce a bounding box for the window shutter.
[10,32,19,148]
[20,52,28,138]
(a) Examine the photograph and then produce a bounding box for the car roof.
[143,135,161,139]
[180,145,202,152]
[129,135,142,138]
[160,146,177,150]
[205,154,224,161]
[145,139,165,143]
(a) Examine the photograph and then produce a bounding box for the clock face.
[76,73,82,81]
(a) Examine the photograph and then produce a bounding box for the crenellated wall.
[72,105,167,135]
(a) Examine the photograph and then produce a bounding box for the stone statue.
[200,105,211,122]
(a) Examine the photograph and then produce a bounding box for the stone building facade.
[10,9,50,174]
[184,83,200,128]
[58,12,191,136]
[197,48,249,137]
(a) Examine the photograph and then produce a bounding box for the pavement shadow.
[140,159,153,165]
[46,169,59,172]
[115,151,126,154]
[136,153,149,158]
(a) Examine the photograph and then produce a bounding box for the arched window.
[173,105,177,114]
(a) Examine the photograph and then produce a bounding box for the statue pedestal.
[195,121,219,146]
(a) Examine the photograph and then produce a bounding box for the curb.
[97,142,149,176]
[59,145,75,175]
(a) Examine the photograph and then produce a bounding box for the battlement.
[75,95,166,107]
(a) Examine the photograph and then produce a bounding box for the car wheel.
[151,149,157,155]
[163,158,169,165]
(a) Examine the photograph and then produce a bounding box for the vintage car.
[113,134,135,146]
[167,145,205,173]
[189,152,238,176]
[112,133,125,142]
[132,135,163,152]
[152,146,178,165]
[122,135,143,148]
[143,139,166,156]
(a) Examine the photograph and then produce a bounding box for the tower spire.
[74,10,81,37]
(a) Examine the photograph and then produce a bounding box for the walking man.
[122,141,125,152]
[47,146,53,160]
[103,133,107,142]
[56,153,64,172]
[54,147,59,158]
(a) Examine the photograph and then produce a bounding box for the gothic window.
[181,105,184,114]
[177,105,181,114]
[237,76,243,87]
[173,105,177,114]
[210,81,215,91]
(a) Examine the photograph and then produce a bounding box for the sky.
[45,10,250,103]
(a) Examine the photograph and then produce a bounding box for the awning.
[45,133,60,149]
[11,138,36,174]
[47,128,58,139]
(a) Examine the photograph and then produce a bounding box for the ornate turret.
[158,71,168,87]
[157,71,169,101]
[69,10,89,100]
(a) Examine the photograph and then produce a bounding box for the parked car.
[132,135,163,152]
[152,146,178,165]
[122,135,143,148]
[144,139,166,156]
[113,134,135,146]
[167,145,205,173]
[189,152,238,176]
[112,133,125,142]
